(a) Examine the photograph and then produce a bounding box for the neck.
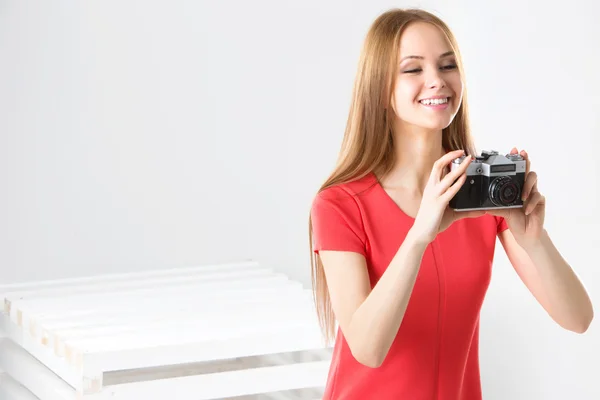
[381,123,446,195]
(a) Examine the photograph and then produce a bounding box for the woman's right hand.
[410,149,485,245]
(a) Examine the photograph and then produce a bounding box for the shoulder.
[310,175,375,253]
[311,173,376,214]
[310,173,377,234]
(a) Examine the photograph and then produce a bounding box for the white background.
[0,0,598,398]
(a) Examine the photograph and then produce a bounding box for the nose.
[425,68,446,89]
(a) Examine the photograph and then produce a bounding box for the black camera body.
[449,150,526,211]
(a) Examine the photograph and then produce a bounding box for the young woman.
[308,8,594,400]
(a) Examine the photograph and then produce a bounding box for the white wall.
[0,0,598,398]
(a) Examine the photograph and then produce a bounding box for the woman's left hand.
[486,148,546,250]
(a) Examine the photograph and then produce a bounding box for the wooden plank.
[34,283,305,329]
[3,306,329,396]
[0,338,73,400]
[3,307,329,396]
[177,387,325,400]
[2,260,266,320]
[67,303,318,355]
[82,322,329,376]
[4,265,272,304]
[1,332,330,400]
[0,314,83,394]
[103,348,332,385]
[49,291,314,359]
[73,318,328,394]
[0,260,260,294]
[4,266,276,322]
[31,284,306,350]
[50,292,312,338]
[12,273,297,337]
[16,275,296,324]
[83,361,330,400]
[0,372,40,400]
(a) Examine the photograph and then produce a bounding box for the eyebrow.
[400,51,455,62]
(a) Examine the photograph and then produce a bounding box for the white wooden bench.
[0,260,332,399]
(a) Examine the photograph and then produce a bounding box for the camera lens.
[489,176,520,207]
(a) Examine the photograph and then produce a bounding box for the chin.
[417,118,454,132]
[395,109,456,132]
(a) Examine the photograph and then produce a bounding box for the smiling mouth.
[419,97,450,106]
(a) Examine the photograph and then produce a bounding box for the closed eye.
[441,64,457,70]
[402,64,458,74]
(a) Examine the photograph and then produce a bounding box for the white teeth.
[420,98,448,105]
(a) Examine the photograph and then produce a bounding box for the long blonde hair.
[309,8,477,345]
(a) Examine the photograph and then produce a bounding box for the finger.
[510,147,518,155]
[522,171,537,201]
[441,172,467,202]
[523,191,544,215]
[433,149,466,174]
[521,150,530,176]
[440,155,472,191]
[432,149,466,182]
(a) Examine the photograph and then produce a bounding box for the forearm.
[348,230,428,367]
[525,229,594,333]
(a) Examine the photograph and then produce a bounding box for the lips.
[419,97,450,106]
[419,95,451,101]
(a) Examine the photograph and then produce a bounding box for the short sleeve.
[310,190,367,257]
[495,215,509,234]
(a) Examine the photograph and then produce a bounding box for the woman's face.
[391,22,463,132]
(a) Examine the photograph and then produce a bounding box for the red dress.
[311,172,508,400]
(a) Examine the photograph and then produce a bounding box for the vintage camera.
[449,150,526,211]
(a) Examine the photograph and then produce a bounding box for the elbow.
[569,320,591,334]
[344,320,392,368]
[563,308,594,334]
[349,346,386,368]
[355,353,384,369]
[574,310,594,334]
